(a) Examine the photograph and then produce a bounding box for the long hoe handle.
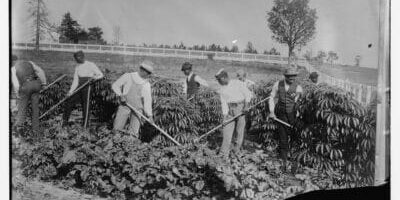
[273,118,293,128]
[196,96,271,141]
[125,103,182,146]
[40,74,67,93]
[39,79,94,119]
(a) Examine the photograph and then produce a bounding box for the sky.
[11,0,380,68]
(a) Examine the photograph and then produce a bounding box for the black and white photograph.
[9,0,390,199]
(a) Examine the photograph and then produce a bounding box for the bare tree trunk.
[288,45,294,65]
[35,0,40,52]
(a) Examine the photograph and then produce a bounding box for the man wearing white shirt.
[63,51,104,127]
[112,61,154,138]
[181,62,208,98]
[236,69,255,90]
[215,69,252,158]
[236,69,256,137]
[269,67,303,172]
[11,55,47,134]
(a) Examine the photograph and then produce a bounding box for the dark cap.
[73,50,84,58]
[181,62,192,71]
[309,72,319,78]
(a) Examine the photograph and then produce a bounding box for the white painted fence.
[12,42,376,106]
[12,42,297,64]
[303,62,377,106]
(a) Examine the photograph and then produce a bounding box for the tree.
[112,25,122,45]
[269,47,279,55]
[267,0,317,61]
[327,51,339,65]
[88,27,106,44]
[223,46,230,52]
[59,12,81,43]
[28,0,56,50]
[178,42,186,49]
[231,45,239,53]
[244,41,257,54]
[315,50,326,63]
[208,44,217,51]
[355,55,362,67]
[77,29,88,43]
[303,50,312,61]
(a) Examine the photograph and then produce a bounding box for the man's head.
[236,69,247,81]
[309,72,319,83]
[215,69,229,85]
[138,60,154,79]
[181,62,192,76]
[283,68,298,85]
[11,55,18,67]
[73,51,85,64]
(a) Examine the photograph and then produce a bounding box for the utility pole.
[374,0,390,186]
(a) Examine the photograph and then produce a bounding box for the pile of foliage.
[18,119,338,200]
[295,81,375,186]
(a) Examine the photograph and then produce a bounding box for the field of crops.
[11,50,377,199]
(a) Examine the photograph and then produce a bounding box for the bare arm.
[68,69,79,95]
[268,82,279,118]
[111,73,129,96]
[30,61,47,85]
[11,67,19,96]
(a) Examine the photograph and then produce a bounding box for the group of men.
[11,50,319,173]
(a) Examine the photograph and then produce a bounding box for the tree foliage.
[244,42,258,54]
[58,12,106,44]
[327,51,339,65]
[267,0,317,58]
[58,12,81,43]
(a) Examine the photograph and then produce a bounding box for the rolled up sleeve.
[91,63,104,79]
[112,73,129,96]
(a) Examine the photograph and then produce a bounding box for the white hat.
[140,60,154,74]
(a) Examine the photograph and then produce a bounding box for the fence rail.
[12,42,376,106]
[302,62,377,106]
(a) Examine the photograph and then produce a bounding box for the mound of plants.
[294,82,375,186]
[18,118,340,200]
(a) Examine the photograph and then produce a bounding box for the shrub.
[206,53,215,60]
[294,82,375,186]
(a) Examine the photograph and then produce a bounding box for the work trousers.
[113,105,142,137]
[15,80,41,133]
[63,78,92,127]
[276,111,296,162]
[220,102,246,157]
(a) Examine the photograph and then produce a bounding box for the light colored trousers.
[113,105,141,137]
[220,102,246,157]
